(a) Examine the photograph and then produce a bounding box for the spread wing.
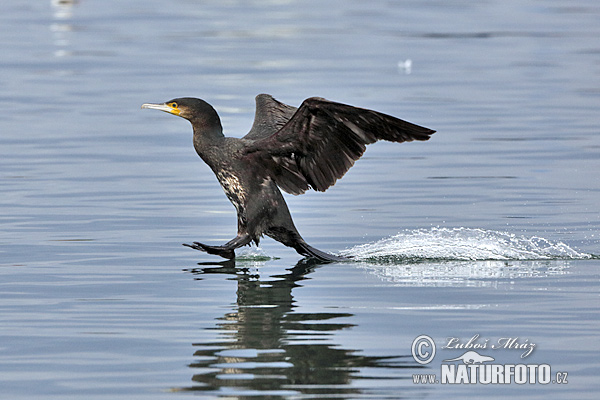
[244,96,436,195]
[243,94,298,140]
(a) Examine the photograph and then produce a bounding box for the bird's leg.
[183,234,252,259]
[266,227,348,263]
[293,239,349,263]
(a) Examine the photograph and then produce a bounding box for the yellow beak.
[141,102,181,115]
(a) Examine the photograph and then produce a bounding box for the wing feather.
[243,94,297,140]
[244,96,435,195]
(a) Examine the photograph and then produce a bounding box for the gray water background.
[1,0,599,398]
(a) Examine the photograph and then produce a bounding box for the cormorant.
[142,95,435,262]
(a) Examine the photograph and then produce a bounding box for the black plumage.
[142,94,435,262]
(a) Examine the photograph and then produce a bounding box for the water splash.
[337,228,593,287]
[340,227,592,263]
[236,246,279,262]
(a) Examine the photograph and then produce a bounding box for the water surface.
[1,0,599,399]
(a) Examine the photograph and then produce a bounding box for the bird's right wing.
[244,97,435,195]
[243,94,298,140]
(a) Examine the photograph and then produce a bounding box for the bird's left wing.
[244,97,435,195]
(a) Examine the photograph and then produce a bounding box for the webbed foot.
[183,242,236,260]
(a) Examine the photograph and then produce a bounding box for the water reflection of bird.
[142,95,435,261]
[179,259,414,395]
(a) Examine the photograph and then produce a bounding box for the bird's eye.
[170,102,178,108]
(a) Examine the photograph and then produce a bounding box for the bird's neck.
[193,123,224,140]
[192,125,225,162]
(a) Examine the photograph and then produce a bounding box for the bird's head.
[141,97,222,135]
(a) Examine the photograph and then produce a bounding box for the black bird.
[142,95,435,262]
